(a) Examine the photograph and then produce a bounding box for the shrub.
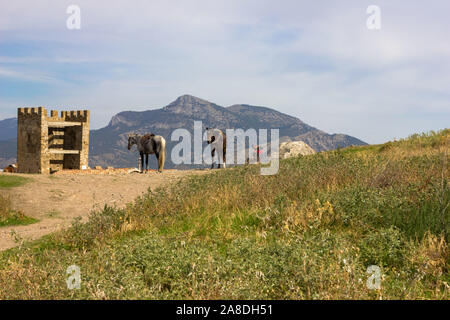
[358,227,409,268]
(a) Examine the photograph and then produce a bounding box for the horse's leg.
[217,148,221,169]
[222,150,226,169]
[218,150,224,169]
[140,152,144,173]
[211,148,215,169]
[217,148,225,169]
[155,152,160,172]
[145,154,149,173]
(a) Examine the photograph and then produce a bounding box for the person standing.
[253,145,262,163]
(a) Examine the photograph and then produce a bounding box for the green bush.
[358,227,409,268]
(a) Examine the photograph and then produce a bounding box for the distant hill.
[0,118,16,141]
[0,139,16,168]
[0,95,367,168]
[0,118,17,168]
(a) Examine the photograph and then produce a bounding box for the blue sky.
[0,0,449,144]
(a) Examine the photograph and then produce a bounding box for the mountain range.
[0,95,367,169]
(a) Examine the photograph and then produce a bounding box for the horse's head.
[205,127,218,145]
[127,134,138,150]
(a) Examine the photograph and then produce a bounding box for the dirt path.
[0,169,208,251]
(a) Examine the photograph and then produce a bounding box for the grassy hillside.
[0,130,448,299]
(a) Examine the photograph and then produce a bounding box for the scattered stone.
[128,168,141,174]
[279,141,316,159]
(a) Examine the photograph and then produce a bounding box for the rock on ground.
[278,141,316,159]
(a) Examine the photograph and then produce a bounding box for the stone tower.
[17,107,90,174]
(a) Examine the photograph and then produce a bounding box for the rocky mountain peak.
[164,95,215,114]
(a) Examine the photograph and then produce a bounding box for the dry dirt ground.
[0,169,209,251]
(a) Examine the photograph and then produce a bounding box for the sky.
[0,0,449,144]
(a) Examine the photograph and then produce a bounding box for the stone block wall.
[17,107,90,174]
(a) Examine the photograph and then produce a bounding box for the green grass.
[0,176,36,227]
[0,214,38,227]
[0,129,448,299]
[0,195,39,227]
[0,175,30,188]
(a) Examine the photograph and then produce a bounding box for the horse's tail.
[158,137,166,172]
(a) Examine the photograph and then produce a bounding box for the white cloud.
[0,66,59,83]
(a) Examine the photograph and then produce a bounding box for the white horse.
[127,133,166,172]
[205,127,226,169]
